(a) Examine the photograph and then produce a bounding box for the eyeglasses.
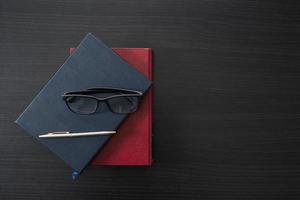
[62,87,143,115]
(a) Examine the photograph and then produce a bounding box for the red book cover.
[70,47,153,165]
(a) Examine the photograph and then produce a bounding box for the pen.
[38,131,116,138]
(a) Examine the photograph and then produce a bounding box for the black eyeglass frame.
[62,87,143,115]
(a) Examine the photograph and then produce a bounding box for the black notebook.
[15,33,152,174]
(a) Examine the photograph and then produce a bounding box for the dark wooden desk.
[1,0,300,199]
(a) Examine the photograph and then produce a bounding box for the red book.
[70,48,153,165]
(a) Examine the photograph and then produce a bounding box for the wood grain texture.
[1,0,300,199]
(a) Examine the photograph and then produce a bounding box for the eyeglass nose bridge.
[95,100,110,113]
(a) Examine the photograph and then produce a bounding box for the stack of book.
[15,33,153,178]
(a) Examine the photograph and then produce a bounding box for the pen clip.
[49,131,70,135]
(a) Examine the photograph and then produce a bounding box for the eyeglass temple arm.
[87,87,142,94]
